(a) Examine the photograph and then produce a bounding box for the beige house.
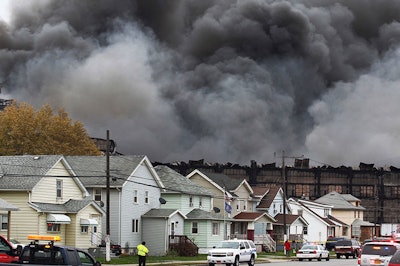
[314,191,366,239]
[0,155,104,248]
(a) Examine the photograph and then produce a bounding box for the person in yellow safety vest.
[137,241,149,266]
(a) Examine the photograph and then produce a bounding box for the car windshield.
[362,245,397,256]
[218,241,239,249]
[337,240,352,246]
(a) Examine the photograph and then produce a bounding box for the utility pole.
[282,151,287,242]
[105,130,111,262]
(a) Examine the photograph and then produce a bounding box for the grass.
[98,254,208,264]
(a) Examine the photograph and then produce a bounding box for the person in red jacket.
[284,240,291,257]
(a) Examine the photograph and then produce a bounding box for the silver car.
[358,242,400,266]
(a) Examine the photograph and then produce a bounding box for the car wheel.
[336,254,340,259]
[233,256,239,266]
[309,258,312,261]
[326,254,330,261]
[248,255,255,266]
[209,263,215,266]
[318,255,322,261]
[299,258,303,261]
[345,254,349,259]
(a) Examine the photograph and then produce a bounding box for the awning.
[80,218,98,226]
[47,214,71,224]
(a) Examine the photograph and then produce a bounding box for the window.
[144,191,149,204]
[212,222,219,236]
[0,214,7,230]
[303,226,308,235]
[243,201,247,211]
[191,222,198,234]
[133,190,138,204]
[199,197,203,208]
[132,219,139,233]
[189,196,193,207]
[47,223,61,232]
[81,226,88,233]
[94,188,102,201]
[56,180,63,198]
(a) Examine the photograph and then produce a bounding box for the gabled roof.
[328,215,348,227]
[0,155,87,194]
[233,211,276,222]
[274,214,308,226]
[29,197,105,214]
[142,208,186,219]
[289,198,336,226]
[187,169,252,197]
[186,208,227,221]
[155,166,213,196]
[256,186,282,209]
[315,191,365,210]
[65,155,164,189]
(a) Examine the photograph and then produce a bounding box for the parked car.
[358,242,400,266]
[326,237,346,251]
[98,240,122,256]
[296,244,330,261]
[335,239,361,259]
[207,239,257,266]
[388,250,400,266]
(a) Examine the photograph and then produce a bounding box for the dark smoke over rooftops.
[1,0,400,167]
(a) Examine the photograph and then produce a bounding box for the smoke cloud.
[1,0,400,167]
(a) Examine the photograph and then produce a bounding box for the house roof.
[274,214,308,226]
[290,198,336,226]
[29,197,104,214]
[233,211,276,222]
[142,208,186,219]
[154,165,213,196]
[186,208,227,221]
[199,172,243,192]
[257,186,282,209]
[328,215,348,226]
[65,155,151,188]
[314,191,365,210]
[0,155,65,190]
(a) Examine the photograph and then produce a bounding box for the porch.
[169,235,198,256]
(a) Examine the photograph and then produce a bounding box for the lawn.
[98,254,208,264]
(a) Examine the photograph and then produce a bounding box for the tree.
[0,102,101,155]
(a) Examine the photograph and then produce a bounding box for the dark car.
[325,237,346,251]
[99,240,122,256]
[335,239,361,259]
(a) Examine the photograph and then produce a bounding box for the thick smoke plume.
[1,0,400,167]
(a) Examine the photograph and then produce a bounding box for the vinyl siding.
[142,218,167,256]
[185,220,225,252]
[73,205,102,249]
[31,161,84,203]
[120,163,161,249]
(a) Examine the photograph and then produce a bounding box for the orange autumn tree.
[0,102,101,155]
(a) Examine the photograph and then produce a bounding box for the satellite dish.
[213,207,220,213]
[159,198,167,204]
[99,201,104,207]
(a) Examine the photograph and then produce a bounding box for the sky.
[1,0,400,168]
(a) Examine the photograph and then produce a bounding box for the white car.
[207,239,257,266]
[296,244,330,261]
[358,242,400,266]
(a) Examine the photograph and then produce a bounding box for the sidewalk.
[109,256,291,265]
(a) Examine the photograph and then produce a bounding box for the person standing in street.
[284,239,291,257]
[137,241,149,266]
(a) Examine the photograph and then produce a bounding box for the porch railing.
[254,234,276,252]
[169,235,198,256]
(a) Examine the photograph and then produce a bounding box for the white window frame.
[212,222,219,236]
[0,214,8,230]
[47,223,61,232]
[132,219,139,233]
[145,191,149,204]
[189,196,193,207]
[81,226,89,234]
[191,222,198,234]
[94,188,102,201]
[56,180,63,198]
[133,190,138,204]
[199,197,203,208]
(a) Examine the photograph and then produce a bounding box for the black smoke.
[1,0,400,167]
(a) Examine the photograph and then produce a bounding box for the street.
[256,258,358,266]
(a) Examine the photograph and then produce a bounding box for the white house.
[65,155,164,253]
